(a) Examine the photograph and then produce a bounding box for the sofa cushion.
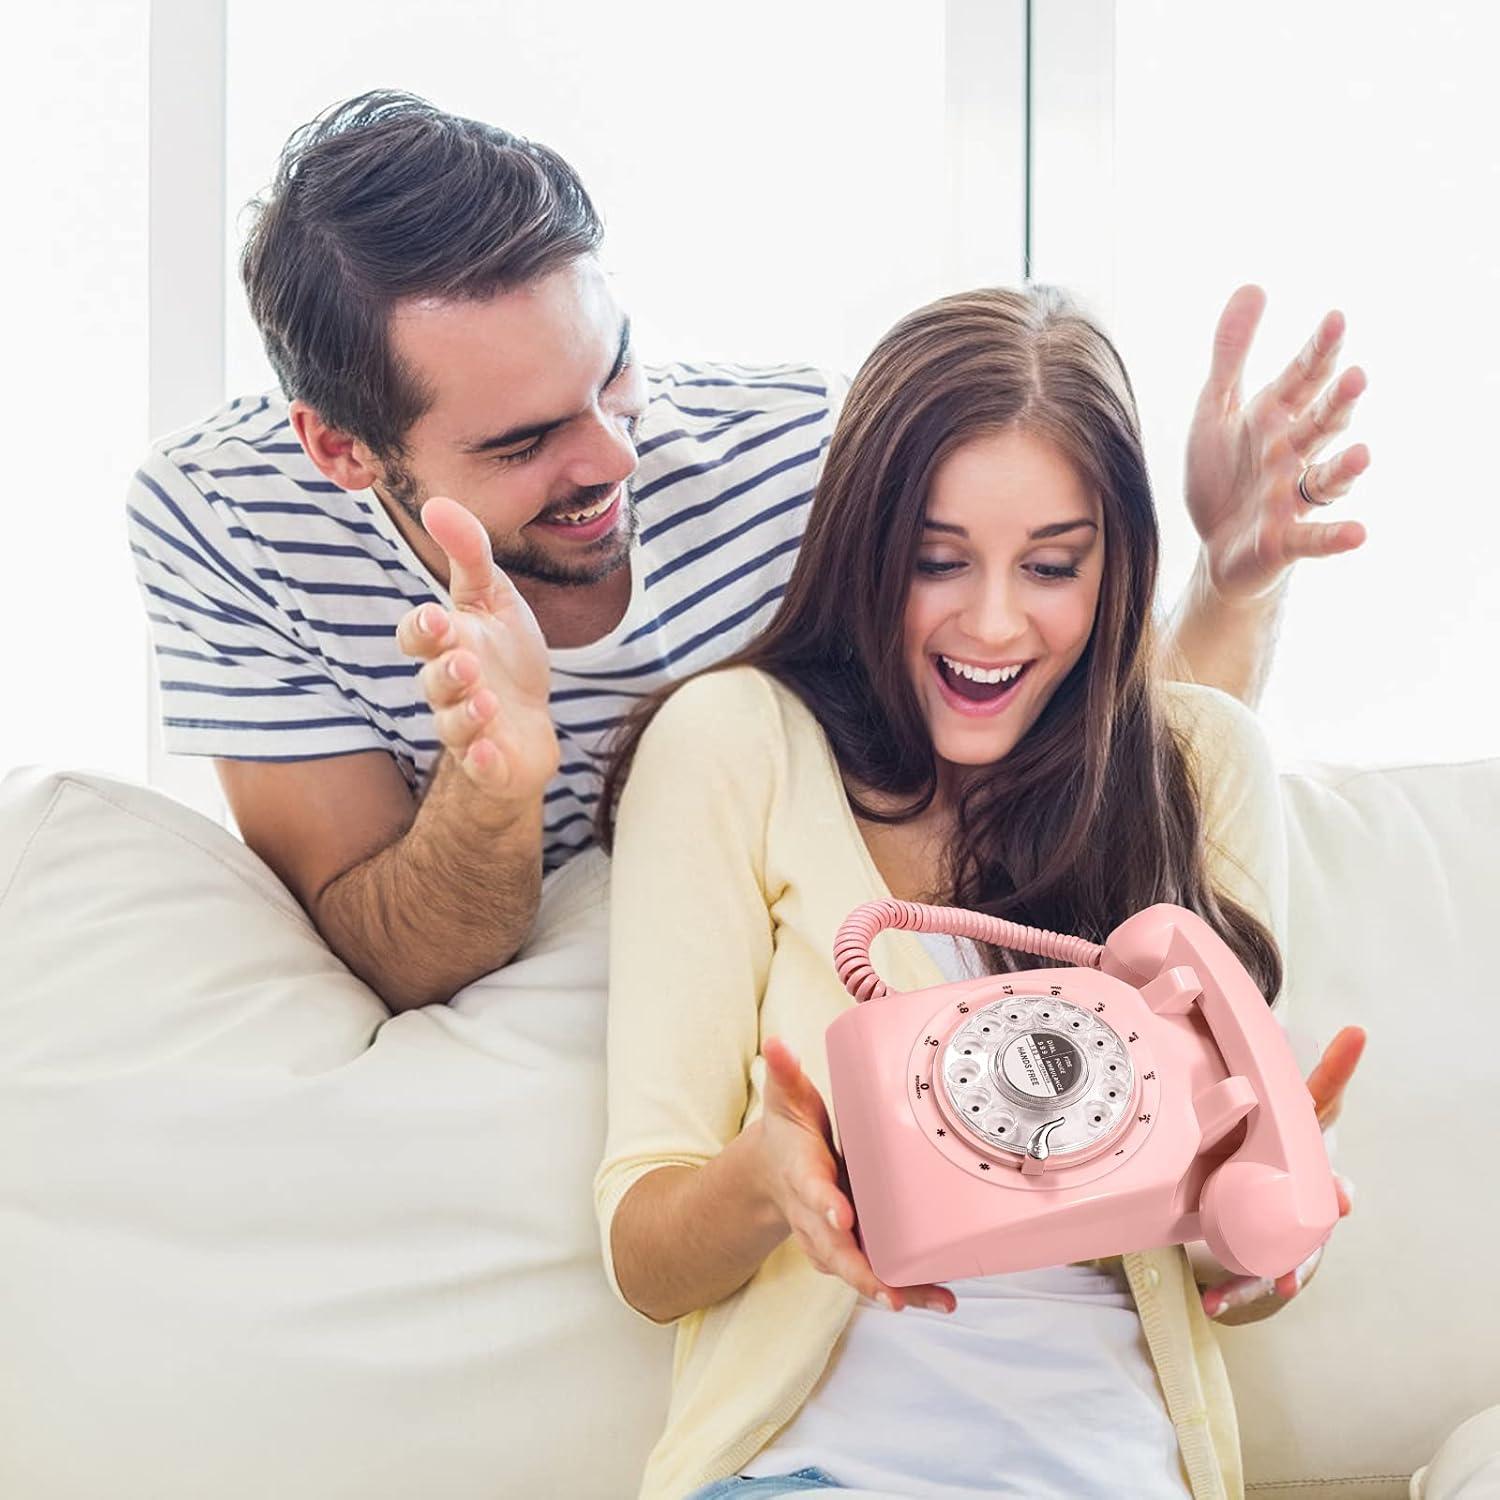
[0,766,671,1500]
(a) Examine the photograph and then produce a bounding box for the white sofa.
[0,752,1496,1500]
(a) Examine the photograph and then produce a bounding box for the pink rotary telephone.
[825,899,1338,1287]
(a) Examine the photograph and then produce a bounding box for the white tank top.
[742,932,1192,1499]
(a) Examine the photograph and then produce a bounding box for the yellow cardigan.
[595,665,1290,1500]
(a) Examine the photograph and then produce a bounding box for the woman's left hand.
[1185,286,1371,604]
[1200,1024,1367,1322]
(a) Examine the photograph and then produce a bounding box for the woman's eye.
[918,559,1082,580]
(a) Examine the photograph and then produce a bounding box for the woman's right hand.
[756,1036,955,1315]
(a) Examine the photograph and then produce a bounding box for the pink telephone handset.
[825,900,1337,1286]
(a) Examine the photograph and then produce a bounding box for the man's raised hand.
[395,496,559,803]
[1185,285,1372,603]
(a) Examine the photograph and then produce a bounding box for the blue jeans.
[683,1466,842,1499]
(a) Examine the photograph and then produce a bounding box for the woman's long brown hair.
[598,286,1282,1001]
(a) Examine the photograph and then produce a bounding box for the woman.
[593,285,1331,1500]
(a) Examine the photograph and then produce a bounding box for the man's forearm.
[314,754,544,1011]
[1159,552,1289,709]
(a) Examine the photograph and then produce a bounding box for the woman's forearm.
[610,1120,790,1325]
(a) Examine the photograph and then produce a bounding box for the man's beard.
[380,459,637,589]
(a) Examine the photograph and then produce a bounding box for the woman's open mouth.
[931,654,1033,717]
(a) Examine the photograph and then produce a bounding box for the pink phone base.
[825,900,1337,1286]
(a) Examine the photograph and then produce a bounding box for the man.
[127,89,1370,1016]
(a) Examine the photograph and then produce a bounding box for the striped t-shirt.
[126,362,846,872]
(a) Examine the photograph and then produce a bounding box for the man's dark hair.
[239,89,603,459]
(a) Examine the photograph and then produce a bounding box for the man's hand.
[1186,285,1371,604]
[1200,1024,1367,1323]
[394,496,559,806]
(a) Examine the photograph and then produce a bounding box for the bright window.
[2,3,151,783]
[1036,1,1500,764]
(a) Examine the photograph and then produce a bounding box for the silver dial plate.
[940,992,1136,1158]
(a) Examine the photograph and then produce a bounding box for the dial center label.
[1000,1031,1083,1100]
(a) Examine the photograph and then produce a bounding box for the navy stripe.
[179,745,400,767]
[140,578,309,652]
[650,367,827,395]
[246,422,307,455]
[128,481,278,611]
[296,616,405,639]
[144,579,402,643]
[167,719,439,755]
[127,517,249,596]
[653,401,772,421]
[232,502,385,539]
[155,644,246,669]
[550,584,785,683]
[558,711,627,735]
[170,402,285,459]
[633,409,827,506]
[190,463,343,492]
[543,827,595,851]
[665,378,824,396]
[642,491,809,593]
[542,830,595,866]
[629,532,801,645]
[227,529,411,565]
[641,445,823,547]
[160,659,371,722]
[544,784,599,805]
[166,713,373,733]
[252,575,424,602]
[150,628,418,682]
[325,658,419,681]
[162,395,274,456]
[635,408,760,459]
[550,685,645,706]
[160,679,331,698]
[167,707,441,756]
[147,616,307,667]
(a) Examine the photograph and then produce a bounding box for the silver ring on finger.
[1297,464,1334,507]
